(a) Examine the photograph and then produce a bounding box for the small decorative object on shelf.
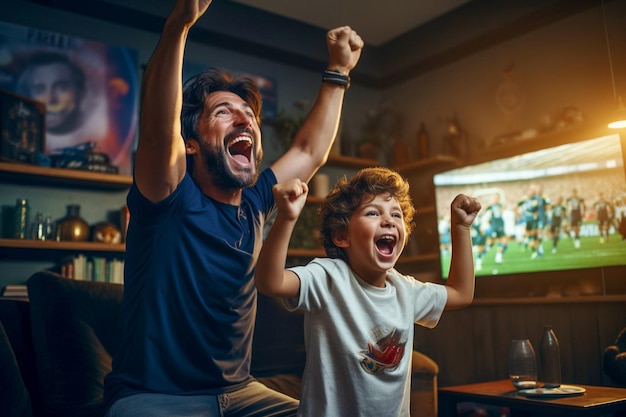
[93,222,122,244]
[539,325,561,388]
[391,137,411,168]
[442,117,467,161]
[30,211,46,240]
[14,198,30,239]
[49,141,119,174]
[56,204,89,242]
[43,214,54,240]
[356,139,378,161]
[0,89,45,164]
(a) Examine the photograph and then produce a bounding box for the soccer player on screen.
[548,196,567,253]
[566,188,585,249]
[594,192,614,244]
[485,193,508,264]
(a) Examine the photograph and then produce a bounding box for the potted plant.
[270,99,310,151]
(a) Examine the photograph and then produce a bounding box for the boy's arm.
[445,194,481,309]
[255,180,308,298]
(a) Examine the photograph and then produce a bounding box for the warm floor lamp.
[602,0,626,129]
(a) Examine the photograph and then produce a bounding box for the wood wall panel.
[413,299,626,388]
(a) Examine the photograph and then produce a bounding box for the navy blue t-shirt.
[104,169,277,409]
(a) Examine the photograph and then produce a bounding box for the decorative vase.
[56,204,90,242]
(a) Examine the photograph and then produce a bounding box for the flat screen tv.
[433,133,626,281]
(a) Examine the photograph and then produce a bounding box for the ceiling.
[223,0,608,88]
[24,0,609,88]
[231,0,472,46]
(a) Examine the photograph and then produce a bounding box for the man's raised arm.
[271,26,364,184]
[134,0,212,202]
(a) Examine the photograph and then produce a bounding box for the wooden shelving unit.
[0,238,124,252]
[0,163,130,263]
[0,238,125,261]
[0,162,132,190]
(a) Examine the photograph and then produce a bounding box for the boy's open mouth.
[376,235,396,255]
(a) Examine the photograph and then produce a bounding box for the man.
[103,0,363,416]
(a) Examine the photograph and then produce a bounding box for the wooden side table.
[438,379,626,417]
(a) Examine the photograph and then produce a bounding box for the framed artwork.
[0,22,139,175]
[0,89,45,163]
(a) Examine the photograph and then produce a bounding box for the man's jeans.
[105,381,298,417]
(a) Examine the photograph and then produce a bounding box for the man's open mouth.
[227,136,253,164]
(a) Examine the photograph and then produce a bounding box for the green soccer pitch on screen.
[433,133,626,279]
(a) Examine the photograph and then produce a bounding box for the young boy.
[255,167,481,417]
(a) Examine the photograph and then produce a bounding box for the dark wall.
[414,298,626,387]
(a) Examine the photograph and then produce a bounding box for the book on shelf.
[59,254,124,284]
[1,284,28,298]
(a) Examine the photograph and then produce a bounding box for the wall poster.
[0,21,139,175]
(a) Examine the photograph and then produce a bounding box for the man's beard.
[201,138,262,189]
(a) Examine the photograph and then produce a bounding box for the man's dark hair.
[181,68,262,141]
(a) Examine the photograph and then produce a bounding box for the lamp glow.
[602,0,625,129]
[608,96,626,129]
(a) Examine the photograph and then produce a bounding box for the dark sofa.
[604,326,626,386]
[1,271,439,417]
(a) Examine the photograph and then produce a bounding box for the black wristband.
[322,70,350,89]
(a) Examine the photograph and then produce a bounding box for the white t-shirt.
[286,258,447,417]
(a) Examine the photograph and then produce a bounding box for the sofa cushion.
[0,320,32,417]
[252,293,305,377]
[27,271,124,417]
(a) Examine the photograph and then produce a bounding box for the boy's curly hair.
[318,167,415,260]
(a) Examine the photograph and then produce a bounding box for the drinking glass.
[508,339,538,389]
